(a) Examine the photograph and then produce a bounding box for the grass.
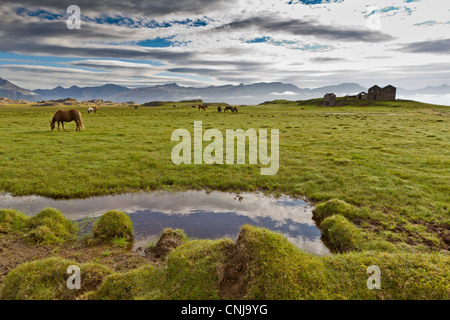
[110,236,130,248]
[0,257,112,300]
[24,208,79,244]
[0,99,449,299]
[92,210,133,243]
[0,209,27,233]
[320,214,363,252]
[20,225,445,300]
[0,207,134,246]
[0,100,448,251]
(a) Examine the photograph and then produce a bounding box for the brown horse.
[50,109,85,131]
[198,104,207,111]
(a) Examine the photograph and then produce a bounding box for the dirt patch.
[420,221,450,251]
[142,229,185,263]
[352,218,450,252]
[218,231,250,299]
[0,233,149,286]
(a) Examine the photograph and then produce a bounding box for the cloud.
[67,59,161,69]
[400,38,450,54]
[270,91,298,96]
[1,0,234,17]
[0,0,448,92]
[310,57,347,63]
[214,16,394,42]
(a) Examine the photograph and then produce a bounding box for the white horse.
[88,106,98,114]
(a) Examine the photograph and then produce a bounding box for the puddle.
[0,191,329,255]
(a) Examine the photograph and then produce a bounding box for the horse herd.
[49,103,239,131]
[191,104,238,113]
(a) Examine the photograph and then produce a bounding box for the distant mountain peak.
[0,76,448,105]
[102,83,124,88]
[163,83,180,87]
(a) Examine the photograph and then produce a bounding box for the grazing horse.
[218,106,222,112]
[224,106,232,112]
[173,105,176,108]
[198,104,207,111]
[88,106,98,113]
[231,106,238,113]
[134,105,139,109]
[50,109,85,131]
[191,105,197,108]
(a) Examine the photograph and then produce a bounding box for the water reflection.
[0,191,329,255]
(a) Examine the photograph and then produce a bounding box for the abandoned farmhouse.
[324,85,397,106]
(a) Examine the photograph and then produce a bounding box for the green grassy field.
[0,98,449,299]
[0,99,448,250]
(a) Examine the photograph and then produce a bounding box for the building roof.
[369,85,382,90]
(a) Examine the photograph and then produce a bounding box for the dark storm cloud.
[400,38,450,54]
[1,0,232,16]
[168,67,219,75]
[215,16,394,42]
[0,11,193,62]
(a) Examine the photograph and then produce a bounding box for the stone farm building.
[366,85,396,101]
[323,93,336,106]
[356,92,368,100]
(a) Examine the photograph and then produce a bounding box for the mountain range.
[1,77,449,105]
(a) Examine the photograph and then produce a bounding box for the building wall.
[368,86,382,100]
[324,94,336,106]
[368,86,396,100]
[357,93,368,100]
[380,86,396,100]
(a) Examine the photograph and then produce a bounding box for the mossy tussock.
[144,228,187,262]
[1,214,449,300]
[0,208,134,246]
[61,226,450,300]
[92,210,133,244]
[0,209,27,233]
[312,199,366,252]
[86,237,230,300]
[86,226,450,300]
[321,214,363,253]
[313,199,361,222]
[24,208,79,244]
[0,257,112,300]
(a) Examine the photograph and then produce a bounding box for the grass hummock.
[0,224,449,300]
[92,210,133,244]
[0,257,112,300]
[0,209,27,233]
[24,208,79,244]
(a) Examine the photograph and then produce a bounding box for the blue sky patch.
[245,37,270,43]
[15,7,63,20]
[287,0,342,5]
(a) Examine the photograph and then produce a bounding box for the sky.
[0,0,449,91]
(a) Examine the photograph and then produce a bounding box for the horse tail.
[77,111,85,130]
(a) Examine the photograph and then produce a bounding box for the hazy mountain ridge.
[0,77,37,100]
[1,77,449,105]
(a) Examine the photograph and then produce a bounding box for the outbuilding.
[323,93,336,107]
